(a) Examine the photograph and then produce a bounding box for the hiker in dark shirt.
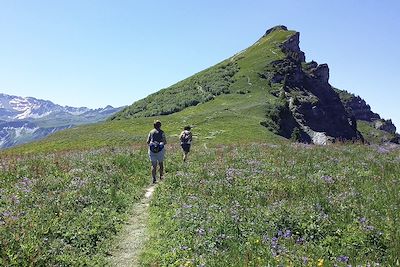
[179,126,192,162]
[147,120,167,184]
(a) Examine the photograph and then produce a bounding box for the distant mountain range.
[0,93,123,149]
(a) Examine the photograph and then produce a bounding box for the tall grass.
[0,147,149,266]
[141,143,400,266]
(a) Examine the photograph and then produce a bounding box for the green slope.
[111,28,292,120]
[4,27,294,155]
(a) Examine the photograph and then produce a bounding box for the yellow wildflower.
[184,261,192,267]
[317,258,324,267]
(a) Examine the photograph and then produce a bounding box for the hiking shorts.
[148,149,165,162]
[181,144,191,153]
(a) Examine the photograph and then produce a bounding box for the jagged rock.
[374,119,396,134]
[261,31,361,144]
[336,91,381,122]
[390,133,400,144]
[335,89,398,139]
[309,64,329,84]
[280,32,306,63]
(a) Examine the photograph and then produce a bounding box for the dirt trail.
[108,185,155,266]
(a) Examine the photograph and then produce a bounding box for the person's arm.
[162,132,167,145]
[146,132,151,144]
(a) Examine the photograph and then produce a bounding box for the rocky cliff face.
[260,27,361,144]
[335,89,397,135]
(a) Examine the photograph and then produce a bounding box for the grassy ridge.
[3,28,294,155]
[4,91,283,155]
[0,147,150,266]
[112,29,294,121]
[141,144,400,266]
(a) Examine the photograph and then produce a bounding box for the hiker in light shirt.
[147,120,167,184]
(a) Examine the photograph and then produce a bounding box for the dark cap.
[154,120,162,128]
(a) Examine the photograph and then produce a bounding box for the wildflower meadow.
[1,142,399,266]
[0,147,149,266]
[141,143,400,266]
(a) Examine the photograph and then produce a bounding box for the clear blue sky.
[1,0,399,128]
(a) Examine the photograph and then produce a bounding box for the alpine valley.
[0,93,123,148]
[1,26,399,266]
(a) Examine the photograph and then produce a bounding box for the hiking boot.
[152,178,157,184]
[160,176,164,180]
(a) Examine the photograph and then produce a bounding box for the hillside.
[112,25,388,145]
[4,25,397,154]
[1,26,400,266]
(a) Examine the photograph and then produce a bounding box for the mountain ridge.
[112,25,396,144]
[3,25,398,154]
[0,93,119,121]
[0,93,123,149]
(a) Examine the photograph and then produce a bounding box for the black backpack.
[149,131,164,153]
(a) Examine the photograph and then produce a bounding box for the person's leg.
[183,144,190,162]
[151,161,157,183]
[159,161,164,179]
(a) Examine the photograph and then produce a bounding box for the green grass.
[111,29,293,121]
[0,147,150,266]
[141,143,400,266]
[4,90,284,155]
[2,26,399,267]
[358,121,397,144]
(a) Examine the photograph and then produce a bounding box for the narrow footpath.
[108,185,155,266]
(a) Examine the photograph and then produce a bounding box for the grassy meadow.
[0,147,150,266]
[1,26,399,266]
[141,143,400,266]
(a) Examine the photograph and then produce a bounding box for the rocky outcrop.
[374,119,396,134]
[335,89,397,135]
[335,91,380,122]
[260,27,361,144]
[280,32,306,63]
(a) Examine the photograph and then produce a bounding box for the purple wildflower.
[359,217,367,224]
[1,210,19,222]
[277,230,283,237]
[296,237,305,245]
[16,177,33,193]
[377,146,389,154]
[2,211,11,217]
[322,175,335,184]
[10,195,20,205]
[337,255,349,263]
[283,229,292,238]
[196,228,206,236]
[225,167,242,182]
[271,237,278,249]
[70,177,88,189]
[302,257,309,264]
[365,225,375,231]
